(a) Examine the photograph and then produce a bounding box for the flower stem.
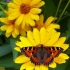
[55,0,63,17]
[0,4,7,14]
[0,4,4,11]
[59,15,68,21]
[57,0,70,23]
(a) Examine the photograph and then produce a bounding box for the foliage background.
[0,0,70,70]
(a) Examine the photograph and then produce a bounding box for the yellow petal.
[35,14,44,29]
[20,61,32,70]
[53,37,66,46]
[21,15,26,29]
[29,13,39,20]
[21,0,27,3]
[8,11,20,20]
[15,14,24,26]
[12,31,17,38]
[33,1,45,7]
[54,56,66,64]
[59,53,69,59]
[8,3,19,8]
[20,36,33,46]
[38,14,44,25]
[40,65,48,70]
[45,32,60,46]
[13,0,22,5]
[33,28,40,44]
[27,31,36,46]
[27,15,35,26]
[14,47,21,52]
[14,27,19,35]
[6,25,13,33]
[30,8,41,14]
[25,0,32,4]
[30,0,41,6]
[35,65,40,70]
[5,32,11,38]
[0,18,9,24]
[14,55,30,63]
[44,29,57,45]
[49,62,56,68]
[46,23,60,31]
[1,25,8,31]
[8,8,19,14]
[44,16,57,27]
[20,29,26,36]
[26,63,35,70]
[61,44,69,51]
[40,27,47,44]
[16,41,27,48]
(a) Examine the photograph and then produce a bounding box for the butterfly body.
[21,44,63,65]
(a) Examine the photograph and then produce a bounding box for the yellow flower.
[0,17,29,38]
[34,14,60,31]
[14,27,69,70]
[19,25,32,36]
[0,17,19,38]
[8,0,45,28]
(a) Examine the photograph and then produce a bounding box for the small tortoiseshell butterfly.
[21,44,63,65]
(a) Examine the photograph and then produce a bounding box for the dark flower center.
[20,3,31,14]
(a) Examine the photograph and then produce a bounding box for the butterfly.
[20,44,63,65]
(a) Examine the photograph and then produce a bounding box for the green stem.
[0,4,6,14]
[0,4,4,11]
[57,0,70,23]
[55,0,63,17]
[59,15,68,21]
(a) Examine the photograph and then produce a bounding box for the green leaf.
[0,53,20,69]
[0,11,4,16]
[66,29,70,43]
[65,59,70,70]
[43,0,56,20]
[9,37,19,59]
[0,53,15,67]
[67,19,70,29]
[0,44,11,57]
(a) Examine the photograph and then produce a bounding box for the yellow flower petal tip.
[14,55,30,64]
[34,14,60,31]
[49,62,56,68]
[14,47,21,52]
